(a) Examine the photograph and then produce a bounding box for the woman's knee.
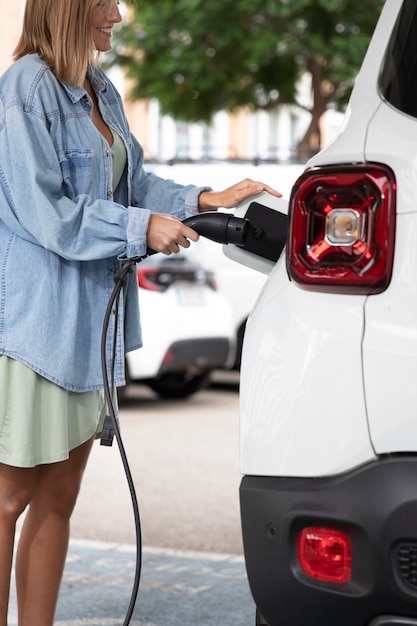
[36,440,94,518]
[0,466,38,522]
[47,476,83,518]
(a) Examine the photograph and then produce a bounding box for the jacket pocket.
[57,149,94,198]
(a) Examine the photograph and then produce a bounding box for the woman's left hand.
[198,178,282,212]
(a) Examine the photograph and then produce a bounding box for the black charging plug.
[101,414,115,447]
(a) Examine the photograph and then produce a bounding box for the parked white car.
[186,237,266,368]
[222,1,417,624]
[124,253,235,398]
[150,163,304,370]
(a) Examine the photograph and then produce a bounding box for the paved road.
[9,541,255,626]
[71,374,244,555]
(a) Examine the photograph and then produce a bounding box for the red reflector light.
[298,527,352,583]
[287,164,396,294]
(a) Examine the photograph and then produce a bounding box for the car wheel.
[146,372,210,399]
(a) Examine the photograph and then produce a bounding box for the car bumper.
[158,337,231,374]
[240,456,417,626]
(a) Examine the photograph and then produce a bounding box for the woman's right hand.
[146,213,199,255]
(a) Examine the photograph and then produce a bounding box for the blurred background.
[2,1,384,166]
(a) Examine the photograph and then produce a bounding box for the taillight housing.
[298,527,352,584]
[287,164,396,294]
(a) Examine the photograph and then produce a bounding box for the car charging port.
[184,206,288,264]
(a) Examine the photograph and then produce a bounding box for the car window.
[379,0,417,119]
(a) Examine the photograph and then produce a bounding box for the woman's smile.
[91,2,121,51]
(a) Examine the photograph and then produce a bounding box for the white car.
[149,163,304,371]
[124,253,235,398]
[187,237,266,369]
[222,1,417,624]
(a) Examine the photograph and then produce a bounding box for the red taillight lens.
[136,267,163,292]
[298,527,352,584]
[287,164,396,294]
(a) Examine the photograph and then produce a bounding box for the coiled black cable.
[101,257,143,626]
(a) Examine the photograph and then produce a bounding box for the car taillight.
[287,164,396,294]
[137,267,163,292]
[298,527,352,584]
[137,266,217,291]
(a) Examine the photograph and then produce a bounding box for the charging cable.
[101,256,142,626]
[99,212,249,625]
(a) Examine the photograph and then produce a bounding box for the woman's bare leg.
[15,436,94,626]
[0,464,39,626]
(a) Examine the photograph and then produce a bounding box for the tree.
[110,0,384,154]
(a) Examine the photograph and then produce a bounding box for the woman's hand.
[146,213,199,255]
[198,178,283,212]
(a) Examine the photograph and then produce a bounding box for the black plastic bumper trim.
[159,337,230,373]
[240,456,417,626]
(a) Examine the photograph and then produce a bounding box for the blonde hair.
[13,0,99,87]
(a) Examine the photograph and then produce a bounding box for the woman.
[0,0,281,624]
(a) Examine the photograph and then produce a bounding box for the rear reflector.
[287,164,396,294]
[298,527,352,583]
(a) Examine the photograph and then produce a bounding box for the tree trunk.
[297,57,331,159]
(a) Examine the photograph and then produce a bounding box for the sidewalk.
[8,539,255,626]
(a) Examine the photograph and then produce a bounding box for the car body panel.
[240,254,374,477]
[363,213,417,453]
[364,102,417,215]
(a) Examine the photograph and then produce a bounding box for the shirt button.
[107,191,113,198]
[105,150,110,157]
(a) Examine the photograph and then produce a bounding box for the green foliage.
[110,0,384,127]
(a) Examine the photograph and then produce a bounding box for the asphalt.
[8,539,256,626]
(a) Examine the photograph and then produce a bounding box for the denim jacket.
[0,54,207,391]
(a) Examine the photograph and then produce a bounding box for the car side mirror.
[223,191,289,275]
